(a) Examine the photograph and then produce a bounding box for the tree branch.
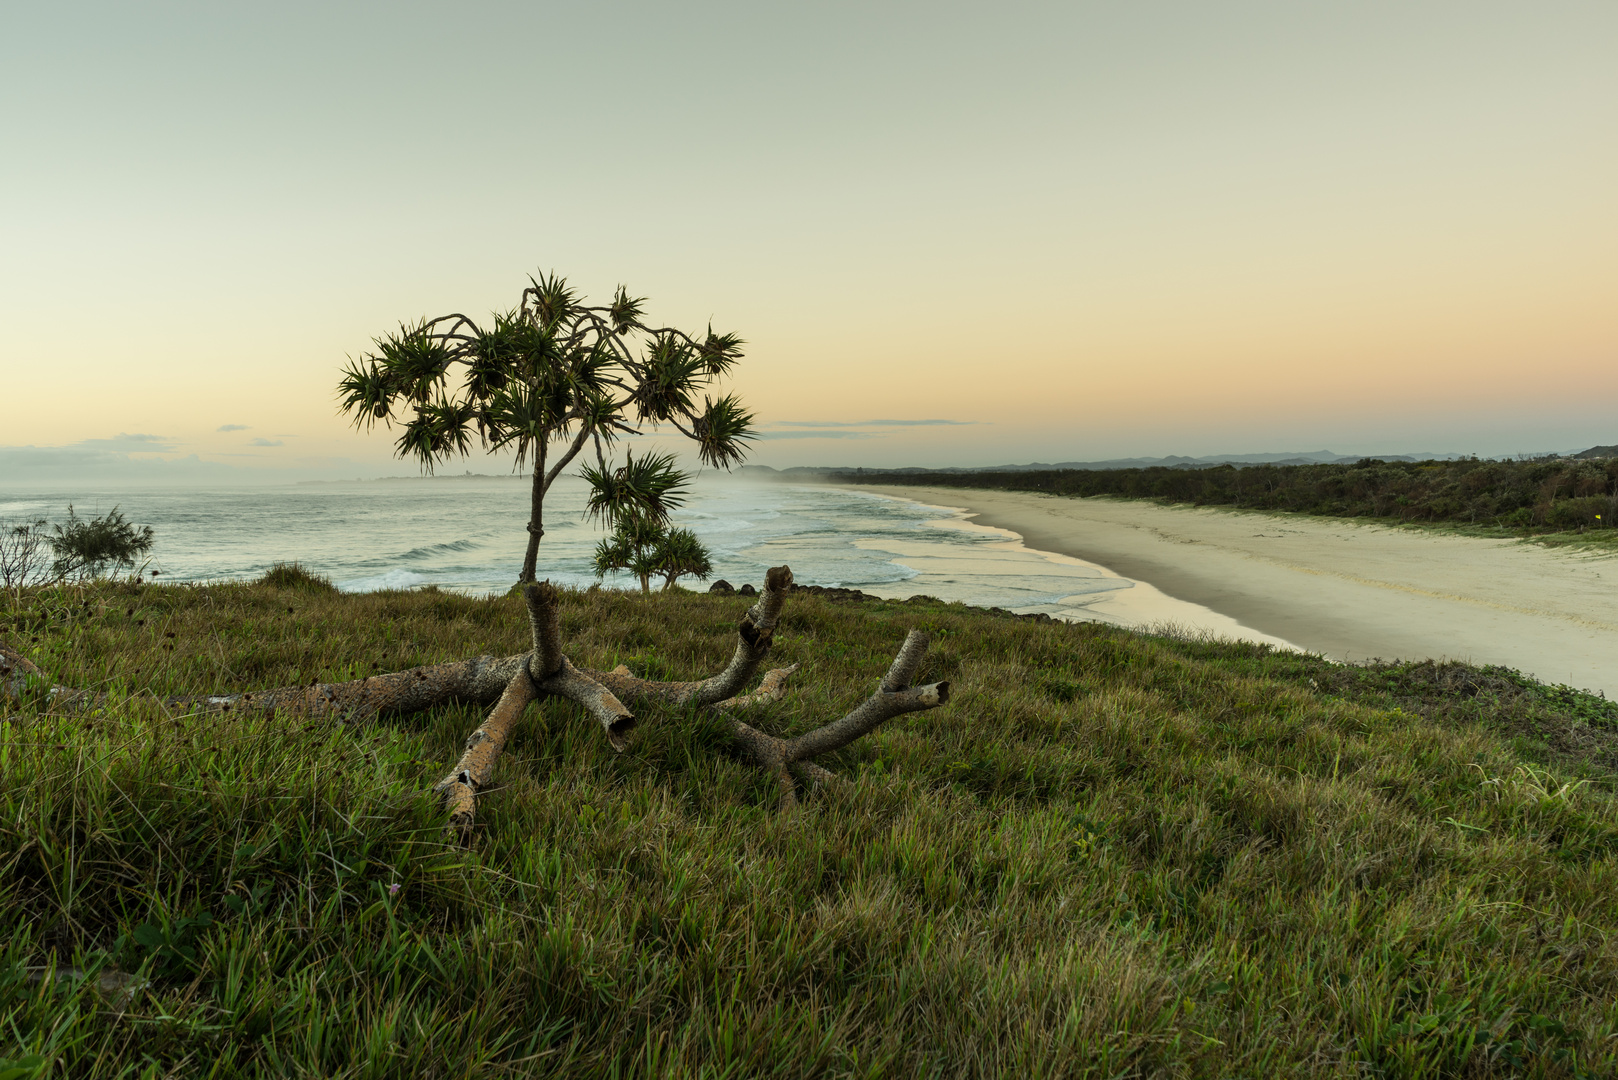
[0,641,526,720]
[705,630,950,809]
[590,566,794,707]
[435,666,538,840]
[542,425,594,495]
[714,664,799,709]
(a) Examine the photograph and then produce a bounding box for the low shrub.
[255,561,338,592]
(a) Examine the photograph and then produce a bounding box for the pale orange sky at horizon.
[3,1,1614,482]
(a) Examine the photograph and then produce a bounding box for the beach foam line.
[851,489,1304,650]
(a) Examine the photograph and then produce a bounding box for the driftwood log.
[0,565,951,836]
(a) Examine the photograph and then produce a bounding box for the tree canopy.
[337,272,754,582]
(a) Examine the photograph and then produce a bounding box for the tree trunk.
[519,441,548,583]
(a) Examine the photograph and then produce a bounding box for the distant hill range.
[745,445,1617,479]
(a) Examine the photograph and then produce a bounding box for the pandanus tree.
[592,516,714,593]
[588,450,716,592]
[336,272,755,582]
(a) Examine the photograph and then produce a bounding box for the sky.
[3,0,1615,484]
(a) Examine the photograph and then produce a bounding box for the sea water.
[0,475,1294,643]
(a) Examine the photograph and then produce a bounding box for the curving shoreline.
[852,484,1618,698]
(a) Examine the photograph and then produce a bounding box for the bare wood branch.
[881,630,931,692]
[435,667,539,840]
[592,565,794,708]
[1,641,526,720]
[781,631,947,763]
[711,630,949,806]
[784,681,949,764]
[523,583,564,680]
[536,657,635,751]
[714,665,799,709]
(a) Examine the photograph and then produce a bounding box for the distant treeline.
[845,457,1618,530]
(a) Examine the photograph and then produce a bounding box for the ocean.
[0,475,1294,643]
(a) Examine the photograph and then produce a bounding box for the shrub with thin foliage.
[0,518,51,591]
[48,505,154,580]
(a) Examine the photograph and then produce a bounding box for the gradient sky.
[4,1,1615,481]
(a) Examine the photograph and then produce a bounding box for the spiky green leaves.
[338,272,749,474]
[581,450,690,528]
[337,320,457,428]
[336,359,392,428]
[636,335,705,423]
[592,514,666,592]
[394,398,477,472]
[692,394,757,469]
[699,326,745,376]
[653,527,713,589]
[465,311,544,398]
[524,271,580,332]
[608,286,646,333]
[375,321,455,405]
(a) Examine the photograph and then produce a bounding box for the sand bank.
[856,485,1618,698]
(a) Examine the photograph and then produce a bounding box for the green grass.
[4,578,1618,1077]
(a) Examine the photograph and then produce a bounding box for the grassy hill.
[4,576,1618,1077]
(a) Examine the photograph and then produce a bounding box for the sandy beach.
[857,485,1618,698]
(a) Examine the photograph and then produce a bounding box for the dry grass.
[2,576,1617,1077]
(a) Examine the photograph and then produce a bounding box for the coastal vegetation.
[846,455,1618,541]
[5,576,1618,1075]
[585,448,717,593]
[593,515,715,593]
[335,271,755,583]
[0,507,155,592]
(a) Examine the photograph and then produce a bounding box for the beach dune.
[859,485,1618,699]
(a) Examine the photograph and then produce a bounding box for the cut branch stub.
[435,666,539,840]
[523,581,564,680]
[538,657,635,751]
[520,581,635,749]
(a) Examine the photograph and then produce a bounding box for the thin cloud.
[217,423,249,432]
[248,438,284,447]
[76,433,180,452]
[757,430,880,440]
[770,419,978,429]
